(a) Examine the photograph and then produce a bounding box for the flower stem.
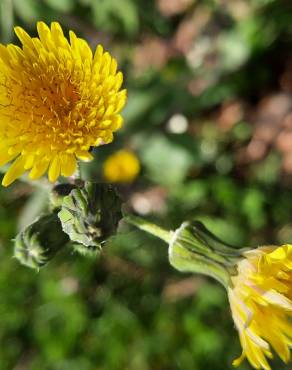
[124,214,173,244]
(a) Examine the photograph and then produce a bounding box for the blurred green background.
[1,0,292,369]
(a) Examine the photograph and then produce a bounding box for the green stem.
[124,214,173,244]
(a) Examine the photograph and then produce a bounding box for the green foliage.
[1,0,292,369]
[141,134,194,186]
[90,0,139,36]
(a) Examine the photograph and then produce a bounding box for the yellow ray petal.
[29,159,50,180]
[60,153,77,177]
[49,155,61,182]
[48,155,61,182]
[2,156,26,186]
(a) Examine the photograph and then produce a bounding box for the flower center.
[0,59,98,156]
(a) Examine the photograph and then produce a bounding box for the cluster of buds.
[14,182,123,268]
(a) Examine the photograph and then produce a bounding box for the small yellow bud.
[103,149,140,183]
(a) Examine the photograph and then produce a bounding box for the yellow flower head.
[0,22,127,186]
[229,245,292,370]
[103,149,140,183]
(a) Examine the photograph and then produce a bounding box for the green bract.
[169,221,245,287]
[14,213,69,269]
[58,182,123,253]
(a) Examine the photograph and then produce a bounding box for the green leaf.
[43,0,74,12]
[12,0,43,23]
[90,0,139,35]
[141,134,194,186]
[112,0,139,35]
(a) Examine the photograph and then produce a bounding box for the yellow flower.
[103,149,140,183]
[0,21,127,186]
[229,245,292,370]
[149,220,292,370]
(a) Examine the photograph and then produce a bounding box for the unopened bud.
[169,221,244,287]
[58,182,122,252]
[14,213,69,269]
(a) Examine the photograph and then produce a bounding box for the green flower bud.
[58,182,122,252]
[169,221,245,287]
[14,213,69,269]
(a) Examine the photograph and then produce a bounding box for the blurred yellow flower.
[0,21,126,186]
[229,245,292,370]
[103,150,140,183]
